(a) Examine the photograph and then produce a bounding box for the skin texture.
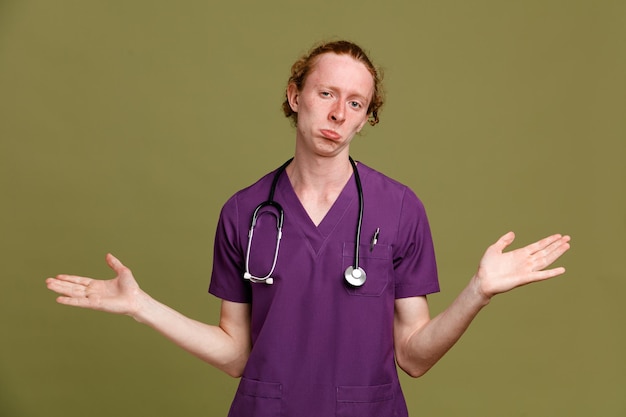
[46,51,571,380]
[285,53,373,225]
[394,231,570,377]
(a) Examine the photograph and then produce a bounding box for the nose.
[329,102,345,123]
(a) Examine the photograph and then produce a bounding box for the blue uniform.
[209,162,440,417]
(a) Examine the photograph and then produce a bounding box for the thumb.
[491,231,516,253]
[105,253,128,274]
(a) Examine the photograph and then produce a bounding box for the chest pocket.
[342,242,392,296]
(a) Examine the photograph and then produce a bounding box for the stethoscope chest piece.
[344,266,367,287]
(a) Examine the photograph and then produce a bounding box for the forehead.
[304,53,374,100]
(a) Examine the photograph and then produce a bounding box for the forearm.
[396,232,570,377]
[398,276,490,377]
[131,292,251,377]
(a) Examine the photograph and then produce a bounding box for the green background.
[1,0,624,416]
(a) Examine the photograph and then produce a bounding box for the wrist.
[470,274,492,307]
[128,288,153,323]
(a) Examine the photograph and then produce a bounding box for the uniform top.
[209,161,440,417]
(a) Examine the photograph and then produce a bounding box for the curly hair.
[282,40,384,127]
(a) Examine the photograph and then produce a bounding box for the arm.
[394,232,571,378]
[46,253,251,377]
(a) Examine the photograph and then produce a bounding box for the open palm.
[46,253,141,316]
[476,232,571,298]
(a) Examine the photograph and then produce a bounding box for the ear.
[286,83,299,112]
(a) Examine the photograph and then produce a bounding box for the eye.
[320,91,331,98]
[349,101,362,109]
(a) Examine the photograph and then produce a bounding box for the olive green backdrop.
[1,0,624,416]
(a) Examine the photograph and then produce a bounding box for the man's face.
[287,53,374,159]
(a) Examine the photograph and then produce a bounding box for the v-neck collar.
[274,164,362,254]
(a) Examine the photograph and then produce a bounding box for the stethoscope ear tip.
[243,271,274,284]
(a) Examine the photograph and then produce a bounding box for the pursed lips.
[320,129,341,140]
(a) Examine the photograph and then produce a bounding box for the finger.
[46,278,74,296]
[46,277,88,298]
[106,253,127,274]
[491,231,516,253]
[535,238,571,269]
[48,274,92,286]
[543,235,571,256]
[526,266,567,283]
[56,295,95,309]
[525,234,564,255]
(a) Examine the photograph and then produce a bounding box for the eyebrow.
[319,84,372,104]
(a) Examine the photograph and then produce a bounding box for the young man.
[46,40,571,416]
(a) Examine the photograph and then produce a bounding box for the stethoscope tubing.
[244,157,366,286]
[349,157,364,271]
[244,201,284,283]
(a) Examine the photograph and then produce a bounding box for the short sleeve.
[208,195,252,303]
[392,188,440,298]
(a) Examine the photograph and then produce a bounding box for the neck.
[286,154,354,192]
[284,154,356,226]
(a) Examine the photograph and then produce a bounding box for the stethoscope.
[243,157,368,287]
